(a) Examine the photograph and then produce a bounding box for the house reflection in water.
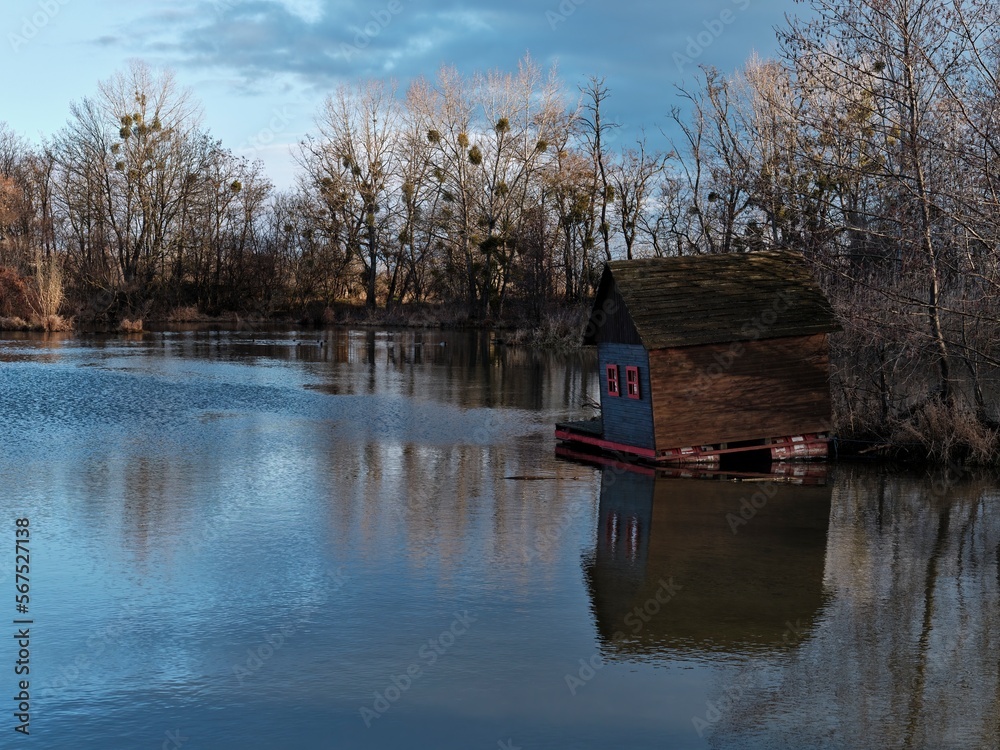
[583,465,832,658]
[583,464,1000,746]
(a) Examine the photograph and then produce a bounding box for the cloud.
[106,1,609,86]
[98,0,785,135]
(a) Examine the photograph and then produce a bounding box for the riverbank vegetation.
[1,0,999,462]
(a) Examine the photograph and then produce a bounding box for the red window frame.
[606,364,620,397]
[626,366,640,399]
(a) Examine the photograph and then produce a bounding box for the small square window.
[626,366,640,399]
[606,364,620,397]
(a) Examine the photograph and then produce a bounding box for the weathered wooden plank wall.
[648,333,832,449]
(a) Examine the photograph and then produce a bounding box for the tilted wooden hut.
[556,251,841,463]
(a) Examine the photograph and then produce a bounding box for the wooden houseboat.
[556,251,841,465]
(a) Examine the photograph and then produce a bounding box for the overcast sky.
[2,0,800,188]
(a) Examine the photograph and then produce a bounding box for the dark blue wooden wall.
[598,343,655,449]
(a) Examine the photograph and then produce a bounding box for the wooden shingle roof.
[584,251,840,349]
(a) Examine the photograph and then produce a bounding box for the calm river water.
[0,329,998,749]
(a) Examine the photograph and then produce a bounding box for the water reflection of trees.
[706,468,1000,749]
[318,438,596,584]
[104,329,601,588]
[227,329,598,412]
[0,332,72,363]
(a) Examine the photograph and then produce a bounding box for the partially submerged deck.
[555,419,829,466]
[554,442,829,484]
[556,418,604,438]
[555,418,657,460]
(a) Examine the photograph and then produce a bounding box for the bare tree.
[306,80,400,308]
[580,77,618,262]
[609,136,671,259]
[468,56,566,317]
[55,61,202,302]
[782,0,962,402]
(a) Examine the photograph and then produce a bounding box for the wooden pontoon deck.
[555,420,829,466]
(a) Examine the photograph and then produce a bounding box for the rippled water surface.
[0,329,998,749]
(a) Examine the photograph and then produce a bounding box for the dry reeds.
[891,399,999,465]
[506,306,589,349]
[167,305,203,322]
[0,262,74,331]
[0,316,30,330]
[32,255,63,320]
[38,314,72,332]
[0,314,73,332]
